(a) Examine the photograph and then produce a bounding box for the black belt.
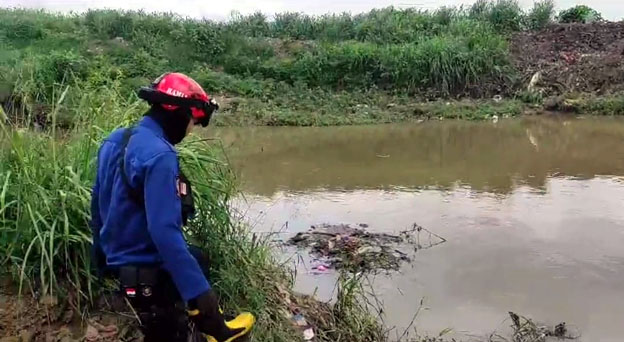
[116,265,161,298]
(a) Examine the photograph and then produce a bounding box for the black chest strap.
[119,127,195,225]
[120,128,144,204]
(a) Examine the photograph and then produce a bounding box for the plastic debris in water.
[293,314,308,327]
[303,328,315,340]
[311,262,330,274]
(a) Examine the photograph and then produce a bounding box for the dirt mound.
[511,22,624,95]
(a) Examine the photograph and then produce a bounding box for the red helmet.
[138,72,218,127]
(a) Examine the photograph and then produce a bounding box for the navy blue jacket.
[91,116,210,301]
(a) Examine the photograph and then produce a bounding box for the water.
[208,117,624,341]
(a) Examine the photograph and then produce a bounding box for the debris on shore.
[504,312,579,342]
[511,22,624,96]
[287,223,446,271]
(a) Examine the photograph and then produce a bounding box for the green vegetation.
[526,0,556,30]
[0,2,619,340]
[2,2,614,127]
[212,91,529,126]
[558,5,603,23]
[0,7,513,96]
[565,94,624,116]
[0,1,562,128]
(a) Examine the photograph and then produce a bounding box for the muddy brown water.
[207,117,624,342]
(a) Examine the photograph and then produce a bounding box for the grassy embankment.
[2,1,622,127]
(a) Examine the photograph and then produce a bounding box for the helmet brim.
[138,87,218,126]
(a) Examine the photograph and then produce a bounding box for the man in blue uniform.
[91,73,254,342]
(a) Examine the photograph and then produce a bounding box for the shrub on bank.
[526,0,556,30]
[558,5,603,24]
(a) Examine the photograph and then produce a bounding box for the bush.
[0,10,46,41]
[282,25,509,95]
[315,13,356,41]
[272,12,319,39]
[228,12,270,37]
[470,0,524,32]
[433,6,462,26]
[489,0,524,31]
[84,9,135,38]
[353,7,437,43]
[526,0,555,30]
[558,5,603,24]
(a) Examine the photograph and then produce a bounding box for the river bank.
[212,19,624,126]
[211,92,624,126]
[2,8,624,128]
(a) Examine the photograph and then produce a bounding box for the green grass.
[5,3,615,128]
[0,4,616,130]
[0,83,133,303]
[526,0,556,30]
[228,1,556,42]
[557,5,603,23]
[568,93,624,115]
[0,3,535,121]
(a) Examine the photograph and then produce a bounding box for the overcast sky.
[2,0,623,21]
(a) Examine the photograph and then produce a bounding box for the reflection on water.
[210,117,624,196]
[207,117,624,342]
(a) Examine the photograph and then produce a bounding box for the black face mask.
[146,105,191,145]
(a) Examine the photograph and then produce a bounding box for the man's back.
[90,73,253,342]
[91,116,209,301]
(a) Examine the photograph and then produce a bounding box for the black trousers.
[120,246,211,342]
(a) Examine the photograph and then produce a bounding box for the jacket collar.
[138,116,165,138]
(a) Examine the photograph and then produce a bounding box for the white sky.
[2,0,623,21]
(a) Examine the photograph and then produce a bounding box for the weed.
[525,0,555,30]
[558,5,603,24]
[578,93,624,115]
[470,0,524,32]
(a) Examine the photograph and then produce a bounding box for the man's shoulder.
[98,128,125,155]
[133,127,176,159]
[103,127,125,143]
[100,126,176,164]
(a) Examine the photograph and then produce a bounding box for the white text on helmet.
[165,88,188,98]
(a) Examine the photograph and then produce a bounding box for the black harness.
[120,128,196,225]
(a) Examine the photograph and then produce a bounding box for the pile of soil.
[288,223,445,271]
[511,22,624,96]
